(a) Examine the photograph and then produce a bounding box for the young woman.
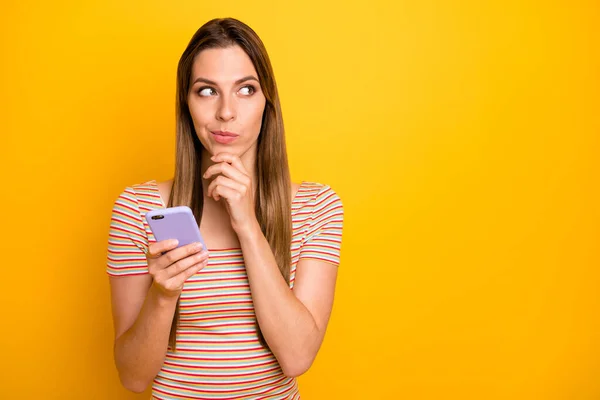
[106,17,344,399]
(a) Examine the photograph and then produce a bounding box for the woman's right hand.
[146,240,209,298]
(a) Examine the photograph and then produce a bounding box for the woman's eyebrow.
[192,75,259,85]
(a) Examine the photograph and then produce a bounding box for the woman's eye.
[198,87,216,97]
[239,85,255,96]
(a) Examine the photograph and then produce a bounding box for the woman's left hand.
[203,152,258,234]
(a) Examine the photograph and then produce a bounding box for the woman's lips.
[211,131,239,144]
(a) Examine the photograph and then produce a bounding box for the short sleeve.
[106,186,150,276]
[299,185,345,266]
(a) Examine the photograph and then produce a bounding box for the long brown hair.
[166,18,292,350]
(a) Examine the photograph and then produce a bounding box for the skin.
[109,45,338,393]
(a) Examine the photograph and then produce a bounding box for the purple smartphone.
[144,206,207,251]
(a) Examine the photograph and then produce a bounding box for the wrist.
[234,219,262,242]
[148,282,180,308]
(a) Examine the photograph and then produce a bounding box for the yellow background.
[1,0,599,399]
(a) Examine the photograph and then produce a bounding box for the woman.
[107,17,344,399]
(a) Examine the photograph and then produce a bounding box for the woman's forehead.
[191,46,258,84]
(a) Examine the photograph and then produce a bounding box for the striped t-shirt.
[106,180,344,399]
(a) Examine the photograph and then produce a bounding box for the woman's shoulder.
[115,179,166,210]
[297,181,340,195]
[294,181,342,209]
[294,181,344,236]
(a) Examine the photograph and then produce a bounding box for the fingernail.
[193,242,203,250]
[170,239,179,246]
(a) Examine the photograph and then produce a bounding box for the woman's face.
[187,45,266,158]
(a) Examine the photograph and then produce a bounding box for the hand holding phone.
[145,239,208,297]
[144,206,209,297]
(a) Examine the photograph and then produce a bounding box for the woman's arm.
[107,185,210,392]
[238,223,338,378]
[203,153,343,377]
[110,240,209,393]
[110,275,178,393]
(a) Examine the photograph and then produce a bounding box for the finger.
[203,161,249,184]
[166,260,208,289]
[211,184,241,203]
[147,239,179,259]
[160,241,205,269]
[164,250,209,279]
[207,176,246,199]
[211,153,249,176]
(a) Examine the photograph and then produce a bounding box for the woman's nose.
[216,95,236,122]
